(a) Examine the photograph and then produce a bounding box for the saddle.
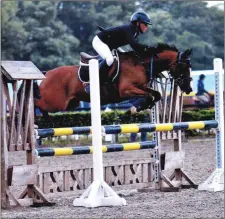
[78,50,120,84]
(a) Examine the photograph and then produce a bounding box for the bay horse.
[32,43,193,119]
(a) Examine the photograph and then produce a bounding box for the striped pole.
[37,120,218,138]
[35,141,156,157]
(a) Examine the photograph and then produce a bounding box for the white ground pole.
[73,59,126,207]
[198,58,224,192]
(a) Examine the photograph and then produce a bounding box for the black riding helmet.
[130,11,152,25]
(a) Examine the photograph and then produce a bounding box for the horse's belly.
[39,82,69,111]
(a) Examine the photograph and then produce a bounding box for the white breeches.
[196,94,210,103]
[92,36,114,66]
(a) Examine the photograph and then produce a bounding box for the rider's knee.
[106,56,114,66]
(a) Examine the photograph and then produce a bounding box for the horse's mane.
[121,43,179,57]
[153,43,178,52]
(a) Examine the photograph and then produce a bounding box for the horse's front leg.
[146,88,161,104]
[119,83,155,112]
[119,83,150,98]
[143,88,161,110]
[129,88,161,112]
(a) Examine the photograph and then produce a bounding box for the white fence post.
[73,59,126,207]
[198,58,224,192]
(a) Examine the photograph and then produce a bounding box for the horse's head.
[168,49,193,94]
[140,43,193,94]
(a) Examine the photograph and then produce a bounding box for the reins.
[134,51,192,88]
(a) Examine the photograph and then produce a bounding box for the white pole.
[89,59,104,181]
[198,58,224,192]
[214,58,224,169]
[73,59,126,207]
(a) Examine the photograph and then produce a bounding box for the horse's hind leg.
[66,98,80,111]
[41,110,55,127]
[34,98,55,127]
[119,84,150,98]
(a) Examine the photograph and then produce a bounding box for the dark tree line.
[1,0,224,70]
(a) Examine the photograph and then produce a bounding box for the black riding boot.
[99,60,111,84]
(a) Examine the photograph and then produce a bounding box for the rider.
[196,74,210,104]
[92,11,152,83]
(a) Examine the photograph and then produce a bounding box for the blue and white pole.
[198,58,224,192]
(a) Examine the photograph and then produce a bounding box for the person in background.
[196,74,211,104]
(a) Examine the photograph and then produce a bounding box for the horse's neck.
[153,58,170,76]
[154,51,177,75]
[119,51,176,78]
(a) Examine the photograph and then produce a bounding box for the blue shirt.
[197,80,207,95]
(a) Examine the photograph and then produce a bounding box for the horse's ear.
[182,48,192,58]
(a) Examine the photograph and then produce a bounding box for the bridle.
[169,52,193,87]
[135,51,192,87]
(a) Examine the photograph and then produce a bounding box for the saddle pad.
[78,65,89,83]
[78,57,119,83]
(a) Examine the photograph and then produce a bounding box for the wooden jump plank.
[1,61,45,80]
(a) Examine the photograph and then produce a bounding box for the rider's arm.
[202,82,210,94]
[204,89,210,95]
[125,30,149,53]
[203,85,210,94]
[129,38,149,53]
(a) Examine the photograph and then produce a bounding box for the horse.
[31,43,193,121]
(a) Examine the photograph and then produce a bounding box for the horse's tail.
[18,80,40,100]
[33,80,41,100]
[17,82,22,104]
[32,80,53,125]
[17,80,40,125]
[33,80,44,117]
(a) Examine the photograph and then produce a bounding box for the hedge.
[35,109,215,128]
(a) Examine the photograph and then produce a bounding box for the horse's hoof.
[125,106,137,115]
[130,106,137,114]
[145,108,151,114]
[125,109,131,115]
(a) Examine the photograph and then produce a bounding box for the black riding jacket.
[97,23,148,52]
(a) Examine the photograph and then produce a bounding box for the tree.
[1,1,28,60]
[2,0,224,70]
[2,1,80,70]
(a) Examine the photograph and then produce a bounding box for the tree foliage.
[1,0,224,70]
[1,1,28,60]
[2,1,80,70]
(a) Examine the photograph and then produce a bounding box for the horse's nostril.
[185,87,192,95]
